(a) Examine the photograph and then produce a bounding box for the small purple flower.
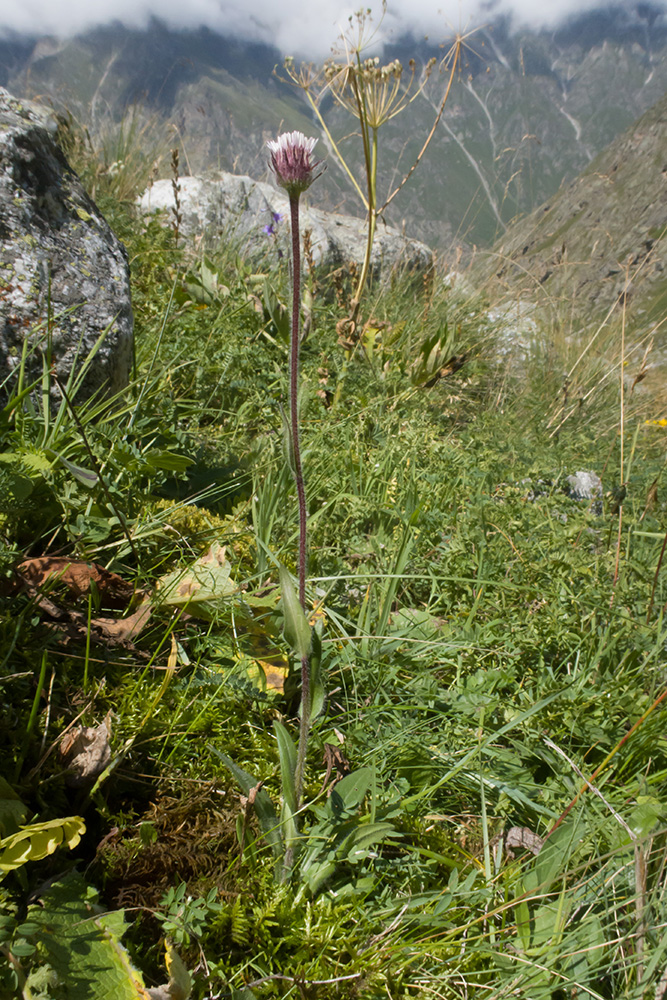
[262,210,284,236]
[266,131,320,198]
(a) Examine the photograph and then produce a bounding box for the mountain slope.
[473,90,667,331]
[1,5,666,249]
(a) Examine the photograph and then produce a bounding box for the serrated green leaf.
[165,942,192,1000]
[26,873,150,1000]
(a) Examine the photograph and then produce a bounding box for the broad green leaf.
[531,884,571,954]
[273,721,297,816]
[200,257,229,299]
[329,767,375,814]
[164,941,192,1000]
[534,818,583,889]
[301,858,336,895]
[57,456,99,487]
[344,821,398,862]
[273,721,299,859]
[26,873,150,1000]
[515,898,532,952]
[433,892,453,916]
[144,449,194,472]
[630,796,666,836]
[263,279,290,344]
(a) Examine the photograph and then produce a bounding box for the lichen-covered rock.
[0,88,133,402]
[139,172,433,279]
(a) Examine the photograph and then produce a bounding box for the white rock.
[140,172,433,279]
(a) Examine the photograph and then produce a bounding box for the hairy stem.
[289,193,311,812]
[289,194,308,610]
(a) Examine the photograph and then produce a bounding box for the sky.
[1,0,665,57]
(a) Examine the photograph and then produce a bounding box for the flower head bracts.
[267,131,321,198]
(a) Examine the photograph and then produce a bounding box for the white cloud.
[1,0,664,57]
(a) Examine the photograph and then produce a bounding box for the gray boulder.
[567,471,603,502]
[139,172,433,278]
[0,89,133,403]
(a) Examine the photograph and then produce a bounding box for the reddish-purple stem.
[289,194,310,812]
[289,194,307,612]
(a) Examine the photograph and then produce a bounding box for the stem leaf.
[279,565,311,659]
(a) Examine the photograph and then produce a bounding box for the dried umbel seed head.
[266,131,321,198]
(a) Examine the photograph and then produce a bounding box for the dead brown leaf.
[17,557,134,608]
[319,743,352,796]
[88,599,153,644]
[60,713,112,787]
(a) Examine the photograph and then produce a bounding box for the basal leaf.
[308,622,325,720]
[209,747,283,860]
[329,768,375,815]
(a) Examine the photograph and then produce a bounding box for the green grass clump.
[1,136,667,1000]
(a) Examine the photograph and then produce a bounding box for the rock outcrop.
[139,172,433,279]
[0,89,133,402]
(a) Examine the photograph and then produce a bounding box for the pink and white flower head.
[267,131,321,198]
